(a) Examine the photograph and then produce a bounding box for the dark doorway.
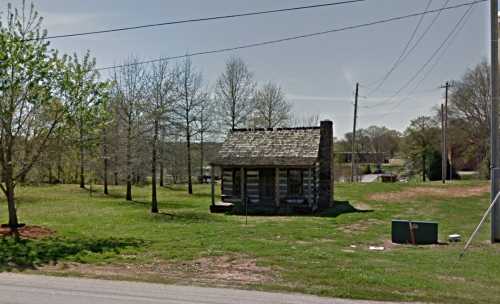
[259,169,275,204]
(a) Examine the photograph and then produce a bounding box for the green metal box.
[392,220,438,245]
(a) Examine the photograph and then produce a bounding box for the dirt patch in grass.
[338,218,384,234]
[0,225,55,239]
[41,254,277,286]
[367,185,489,203]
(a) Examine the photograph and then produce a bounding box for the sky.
[0,0,490,138]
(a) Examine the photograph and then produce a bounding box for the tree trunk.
[113,152,119,185]
[4,152,19,228]
[126,117,133,201]
[231,99,236,131]
[57,152,62,183]
[187,129,193,195]
[79,126,85,189]
[200,131,204,184]
[160,161,164,187]
[48,165,53,184]
[6,182,18,228]
[422,154,427,182]
[151,119,159,213]
[103,134,109,195]
[159,133,164,187]
[19,172,26,184]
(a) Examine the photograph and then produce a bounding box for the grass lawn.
[1,181,499,303]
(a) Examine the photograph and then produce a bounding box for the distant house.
[210,120,334,214]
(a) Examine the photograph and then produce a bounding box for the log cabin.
[210,120,333,214]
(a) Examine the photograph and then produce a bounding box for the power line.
[409,4,475,92]
[363,2,476,112]
[366,0,434,95]
[395,0,452,72]
[381,4,475,115]
[363,0,452,93]
[28,0,369,41]
[95,0,487,71]
[358,87,441,109]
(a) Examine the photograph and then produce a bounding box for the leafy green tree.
[0,1,66,228]
[402,116,440,182]
[62,51,109,189]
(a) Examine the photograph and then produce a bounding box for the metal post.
[441,104,446,184]
[210,166,215,207]
[491,0,500,243]
[444,82,449,181]
[351,83,359,183]
[440,81,450,183]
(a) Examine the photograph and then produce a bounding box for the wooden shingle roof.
[211,127,321,167]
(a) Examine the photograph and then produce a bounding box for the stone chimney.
[318,120,333,209]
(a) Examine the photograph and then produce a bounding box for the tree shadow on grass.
[161,185,187,192]
[317,200,374,218]
[190,192,212,199]
[151,210,227,224]
[228,200,373,218]
[0,237,145,272]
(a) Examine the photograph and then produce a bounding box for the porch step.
[210,203,234,213]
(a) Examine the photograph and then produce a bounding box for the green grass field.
[1,181,499,303]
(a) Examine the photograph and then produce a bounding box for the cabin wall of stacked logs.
[221,167,319,207]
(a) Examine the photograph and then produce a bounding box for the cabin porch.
[210,165,320,214]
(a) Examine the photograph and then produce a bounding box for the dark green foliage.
[426,150,442,181]
[426,149,461,181]
[0,237,144,271]
[362,164,372,174]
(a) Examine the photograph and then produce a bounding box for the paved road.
[0,273,413,304]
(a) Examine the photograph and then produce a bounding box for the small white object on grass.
[449,234,461,242]
[369,246,385,251]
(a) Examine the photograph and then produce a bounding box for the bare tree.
[173,57,204,195]
[146,60,175,213]
[112,58,146,201]
[291,114,320,127]
[447,60,491,172]
[159,127,166,187]
[215,56,255,131]
[254,82,291,128]
[196,93,216,183]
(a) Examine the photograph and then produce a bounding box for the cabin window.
[287,170,303,196]
[233,169,241,196]
[259,169,275,200]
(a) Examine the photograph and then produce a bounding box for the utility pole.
[441,103,446,184]
[440,81,450,183]
[491,0,500,243]
[351,82,359,183]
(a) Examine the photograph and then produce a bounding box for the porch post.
[240,168,245,203]
[275,168,280,207]
[211,165,215,206]
[308,168,313,206]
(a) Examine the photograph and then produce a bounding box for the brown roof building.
[210,120,334,214]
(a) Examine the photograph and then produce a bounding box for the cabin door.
[259,169,275,204]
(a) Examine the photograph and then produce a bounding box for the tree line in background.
[0,2,321,228]
[336,60,491,182]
